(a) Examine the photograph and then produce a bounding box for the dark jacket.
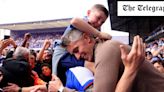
[0,58,34,87]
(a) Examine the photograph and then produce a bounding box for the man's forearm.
[115,69,137,92]
[21,39,28,47]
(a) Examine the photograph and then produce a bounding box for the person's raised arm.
[36,39,51,61]
[71,17,112,40]
[21,33,31,48]
[0,38,17,55]
[115,36,145,92]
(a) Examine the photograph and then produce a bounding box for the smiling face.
[67,34,95,61]
[87,9,108,29]
[41,66,51,77]
[42,50,52,61]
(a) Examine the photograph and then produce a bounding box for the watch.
[58,86,64,92]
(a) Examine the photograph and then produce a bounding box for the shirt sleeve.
[94,40,123,92]
[60,53,85,69]
[62,25,76,37]
[62,16,90,37]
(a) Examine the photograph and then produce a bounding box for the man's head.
[151,56,164,73]
[41,63,52,77]
[0,59,31,87]
[29,50,36,69]
[145,51,153,61]
[13,46,30,61]
[42,49,52,62]
[87,4,108,29]
[152,42,158,48]
[62,29,95,61]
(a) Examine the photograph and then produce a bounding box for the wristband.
[58,86,64,92]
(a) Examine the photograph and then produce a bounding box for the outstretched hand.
[24,33,31,41]
[120,35,145,72]
[43,39,51,49]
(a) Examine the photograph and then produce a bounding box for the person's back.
[0,46,35,88]
[0,57,34,87]
[94,40,164,92]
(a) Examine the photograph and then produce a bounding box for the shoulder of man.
[96,40,126,50]
[3,58,30,75]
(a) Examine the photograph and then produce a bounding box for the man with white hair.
[0,47,33,88]
[60,29,164,92]
[12,46,30,61]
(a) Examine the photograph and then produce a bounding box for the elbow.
[70,17,80,26]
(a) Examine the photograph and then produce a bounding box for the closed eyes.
[73,47,79,54]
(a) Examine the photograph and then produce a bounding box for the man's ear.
[87,10,91,16]
[66,45,72,54]
[82,33,92,43]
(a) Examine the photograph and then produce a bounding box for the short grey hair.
[13,46,30,60]
[62,29,83,47]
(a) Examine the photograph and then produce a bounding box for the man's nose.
[98,21,102,25]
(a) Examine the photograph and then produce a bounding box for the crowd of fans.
[1,3,164,91]
[0,31,163,91]
[0,33,54,90]
[145,37,164,73]
[11,32,62,49]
